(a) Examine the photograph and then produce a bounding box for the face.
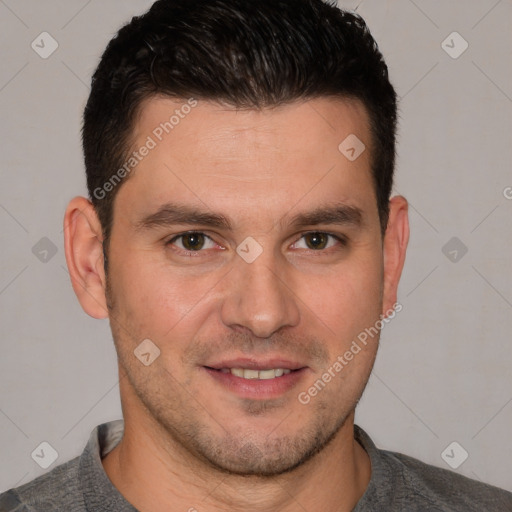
[100,96,398,476]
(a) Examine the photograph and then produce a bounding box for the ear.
[63,196,108,319]
[382,195,409,316]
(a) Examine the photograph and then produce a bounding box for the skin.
[64,96,409,512]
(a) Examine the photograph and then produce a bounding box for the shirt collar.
[79,420,138,512]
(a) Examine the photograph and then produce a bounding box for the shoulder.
[382,448,512,511]
[0,456,85,511]
[0,421,125,512]
[354,425,512,511]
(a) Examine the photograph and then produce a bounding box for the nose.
[219,253,301,338]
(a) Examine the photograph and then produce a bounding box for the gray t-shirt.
[1,420,511,511]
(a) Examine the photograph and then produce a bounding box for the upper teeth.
[220,368,292,379]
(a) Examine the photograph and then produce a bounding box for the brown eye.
[292,232,345,252]
[304,232,329,250]
[180,233,206,251]
[167,232,221,256]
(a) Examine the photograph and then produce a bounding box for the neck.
[102,410,371,512]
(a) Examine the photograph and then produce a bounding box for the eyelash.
[166,231,348,256]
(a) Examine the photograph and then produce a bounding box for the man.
[1,0,511,510]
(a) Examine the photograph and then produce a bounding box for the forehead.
[116,95,376,227]
[133,95,371,162]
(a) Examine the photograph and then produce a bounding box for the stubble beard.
[125,366,358,477]
[105,271,377,478]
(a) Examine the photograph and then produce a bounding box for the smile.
[203,365,307,400]
[216,368,292,379]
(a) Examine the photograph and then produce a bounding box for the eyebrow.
[285,204,363,229]
[135,202,363,232]
[135,203,232,231]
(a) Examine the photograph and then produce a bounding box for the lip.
[201,358,309,400]
[204,357,305,371]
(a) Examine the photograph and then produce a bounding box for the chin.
[180,411,349,477]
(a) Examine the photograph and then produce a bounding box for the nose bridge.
[220,250,300,338]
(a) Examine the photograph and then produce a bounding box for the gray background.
[1,0,511,494]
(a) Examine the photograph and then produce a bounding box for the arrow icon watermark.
[134,339,161,366]
[236,236,263,263]
[338,134,365,161]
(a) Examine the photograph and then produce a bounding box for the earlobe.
[63,197,109,319]
[382,195,409,316]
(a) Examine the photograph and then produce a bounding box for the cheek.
[296,255,383,341]
[109,253,221,340]
[297,261,382,405]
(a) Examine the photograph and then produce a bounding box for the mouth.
[201,359,309,399]
[205,366,297,380]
